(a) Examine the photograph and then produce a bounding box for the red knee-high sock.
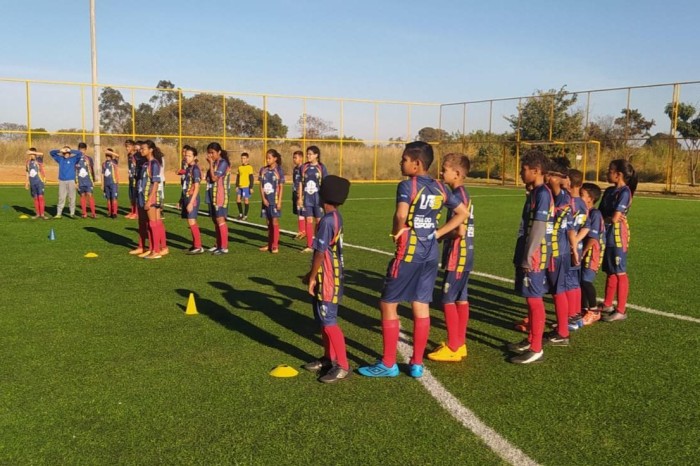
[411,316,430,365]
[553,293,570,338]
[89,197,95,216]
[604,274,618,307]
[158,219,167,250]
[213,222,221,248]
[443,303,460,352]
[267,223,273,248]
[272,223,280,250]
[381,319,400,367]
[617,274,629,313]
[80,196,87,216]
[324,325,348,370]
[526,297,546,353]
[298,216,305,234]
[566,288,582,317]
[112,199,119,215]
[305,221,314,248]
[38,195,45,216]
[219,222,228,249]
[456,302,470,347]
[33,197,40,216]
[190,223,202,249]
[322,331,336,361]
[148,221,160,253]
[131,201,136,215]
[106,199,112,216]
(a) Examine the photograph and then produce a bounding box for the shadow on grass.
[12,204,34,215]
[175,287,316,363]
[248,276,379,364]
[83,226,134,248]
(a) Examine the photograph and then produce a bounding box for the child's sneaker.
[598,304,615,314]
[208,246,218,252]
[514,316,530,333]
[543,331,570,346]
[212,248,229,255]
[582,310,601,326]
[186,247,204,255]
[302,357,333,374]
[238,214,243,220]
[409,363,424,378]
[318,364,352,383]
[300,247,314,254]
[427,343,463,362]
[358,360,399,378]
[506,338,531,354]
[508,350,544,364]
[602,311,627,322]
[568,315,584,331]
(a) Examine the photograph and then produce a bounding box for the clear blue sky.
[2,0,700,136]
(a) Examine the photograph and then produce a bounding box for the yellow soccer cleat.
[427,343,463,362]
[457,344,468,358]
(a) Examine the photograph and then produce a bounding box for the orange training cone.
[185,293,198,315]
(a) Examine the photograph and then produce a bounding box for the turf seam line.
[397,335,540,466]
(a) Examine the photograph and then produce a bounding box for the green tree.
[149,80,177,110]
[297,114,337,140]
[665,102,700,186]
[417,127,449,142]
[99,87,131,134]
[506,87,584,151]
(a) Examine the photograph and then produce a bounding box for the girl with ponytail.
[206,142,232,255]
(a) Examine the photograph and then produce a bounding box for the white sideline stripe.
[167,202,699,325]
[397,336,539,466]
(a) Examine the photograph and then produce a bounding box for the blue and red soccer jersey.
[513,184,554,298]
[301,162,328,218]
[547,189,574,294]
[312,210,344,306]
[292,164,303,215]
[600,185,632,273]
[26,158,45,196]
[440,185,474,304]
[180,163,202,219]
[138,158,162,208]
[582,207,606,282]
[259,165,285,219]
[75,155,95,192]
[102,159,119,200]
[206,159,231,209]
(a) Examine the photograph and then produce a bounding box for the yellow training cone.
[269,365,299,378]
[84,252,98,258]
[185,293,198,315]
[19,214,30,219]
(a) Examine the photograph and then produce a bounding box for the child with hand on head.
[75,142,97,218]
[25,148,47,219]
[302,175,352,383]
[298,146,328,253]
[103,148,120,218]
[205,143,231,255]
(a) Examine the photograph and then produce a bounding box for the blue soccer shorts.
[547,255,570,295]
[261,203,281,220]
[237,187,251,199]
[515,267,548,298]
[441,270,470,304]
[30,184,45,197]
[313,297,339,326]
[382,259,439,304]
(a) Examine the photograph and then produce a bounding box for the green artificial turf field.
[0,183,698,465]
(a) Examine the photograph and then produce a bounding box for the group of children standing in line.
[25,139,636,379]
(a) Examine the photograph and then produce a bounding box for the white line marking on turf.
[167,202,700,325]
[397,336,540,466]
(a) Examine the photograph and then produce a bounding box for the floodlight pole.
[90,0,102,181]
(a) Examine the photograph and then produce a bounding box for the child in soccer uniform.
[599,159,638,322]
[236,152,255,220]
[176,145,191,210]
[428,153,474,363]
[125,140,139,219]
[564,169,589,330]
[302,175,352,383]
[358,142,468,378]
[103,149,120,218]
[25,148,47,219]
[291,150,305,239]
[181,147,204,254]
[507,149,554,364]
[137,140,167,259]
[579,183,606,325]
[543,158,576,347]
[75,143,97,218]
[298,146,328,253]
[258,149,285,253]
[205,142,231,255]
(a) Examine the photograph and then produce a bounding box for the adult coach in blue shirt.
[50,145,83,218]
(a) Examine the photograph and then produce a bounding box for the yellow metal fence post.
[263,95,268,158]
[81,86,86,142]
[373,103,378,182]
[131,88,136,139]
[178,89,183,158]
[339,99,344,177]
